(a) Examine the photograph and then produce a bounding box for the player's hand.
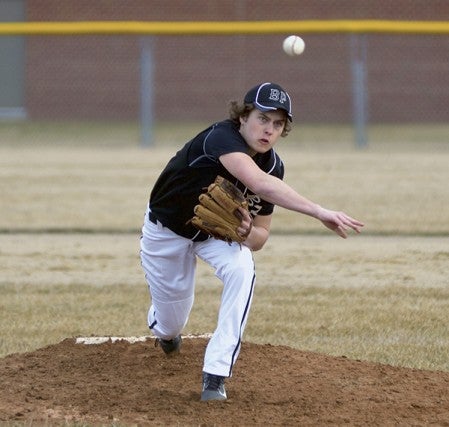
[317,207,364,238]
[237,207,253,239]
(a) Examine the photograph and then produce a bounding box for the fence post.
[140,36,154,147]
[350,34,368,148]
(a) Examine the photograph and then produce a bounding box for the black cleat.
[155,335,182,357]
[201,372,227,401]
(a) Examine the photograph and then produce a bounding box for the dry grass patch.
[1,140,448,235]
[1,234,448,373]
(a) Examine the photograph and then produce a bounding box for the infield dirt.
[1,337,449,426]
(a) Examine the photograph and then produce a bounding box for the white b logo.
[269,89,286,104]
[269,89,280,101]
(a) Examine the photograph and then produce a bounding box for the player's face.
[239,109,286,155]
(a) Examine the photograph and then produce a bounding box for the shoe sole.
[157,336,182,357]
[200,390,227,401]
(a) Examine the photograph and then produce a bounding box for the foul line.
[76,334,212,345]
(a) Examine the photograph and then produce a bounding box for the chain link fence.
[1,1,448,148]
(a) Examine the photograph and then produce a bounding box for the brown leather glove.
[189,176,251,244]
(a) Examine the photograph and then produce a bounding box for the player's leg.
[195,239,256,377]
[140,212,196,341]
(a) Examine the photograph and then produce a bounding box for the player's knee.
[220,261,254,285]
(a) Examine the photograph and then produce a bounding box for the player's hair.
[228,101,291,137]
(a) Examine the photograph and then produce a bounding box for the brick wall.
[26,1,449,123]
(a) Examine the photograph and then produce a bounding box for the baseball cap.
[244,82,292,121]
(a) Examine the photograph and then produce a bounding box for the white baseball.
[282,35,305,56]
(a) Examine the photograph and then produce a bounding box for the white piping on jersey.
[266,149,279,175]
[188,124,218,167]
[188,122,281,202]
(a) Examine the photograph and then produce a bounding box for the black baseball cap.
[244,82,292,121]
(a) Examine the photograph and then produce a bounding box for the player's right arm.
[220,152,364,238]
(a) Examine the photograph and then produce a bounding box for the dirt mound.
[1,337,448,425]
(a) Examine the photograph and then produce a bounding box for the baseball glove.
[189,175,252,244]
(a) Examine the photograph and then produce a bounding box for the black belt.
[149,212,158,225]
[149,211,208,242]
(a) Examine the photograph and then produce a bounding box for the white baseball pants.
[140,208,256,377]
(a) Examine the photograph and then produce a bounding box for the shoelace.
[204,374,224,390]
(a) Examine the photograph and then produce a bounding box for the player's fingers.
[335,225,347,239]
[238,222,252,238]
[237,207,253,238]
[344,213,364,226]
[347,219,364,233]
[238,206,251,219]
[340,213,364,233]
[321,219,345,238]
[329,215,360,237]
[239,208,252,225]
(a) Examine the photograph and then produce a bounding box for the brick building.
[17,1,449,123]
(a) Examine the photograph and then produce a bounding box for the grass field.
[0,125,448,372]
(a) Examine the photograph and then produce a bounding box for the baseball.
[282,35,305,56]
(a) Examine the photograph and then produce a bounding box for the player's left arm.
[240,212,271,251]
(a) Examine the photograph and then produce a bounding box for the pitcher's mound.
[1,336,448,425]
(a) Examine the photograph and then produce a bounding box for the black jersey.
[149,119,285,240]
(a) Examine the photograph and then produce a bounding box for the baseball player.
[140,82,364,401]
